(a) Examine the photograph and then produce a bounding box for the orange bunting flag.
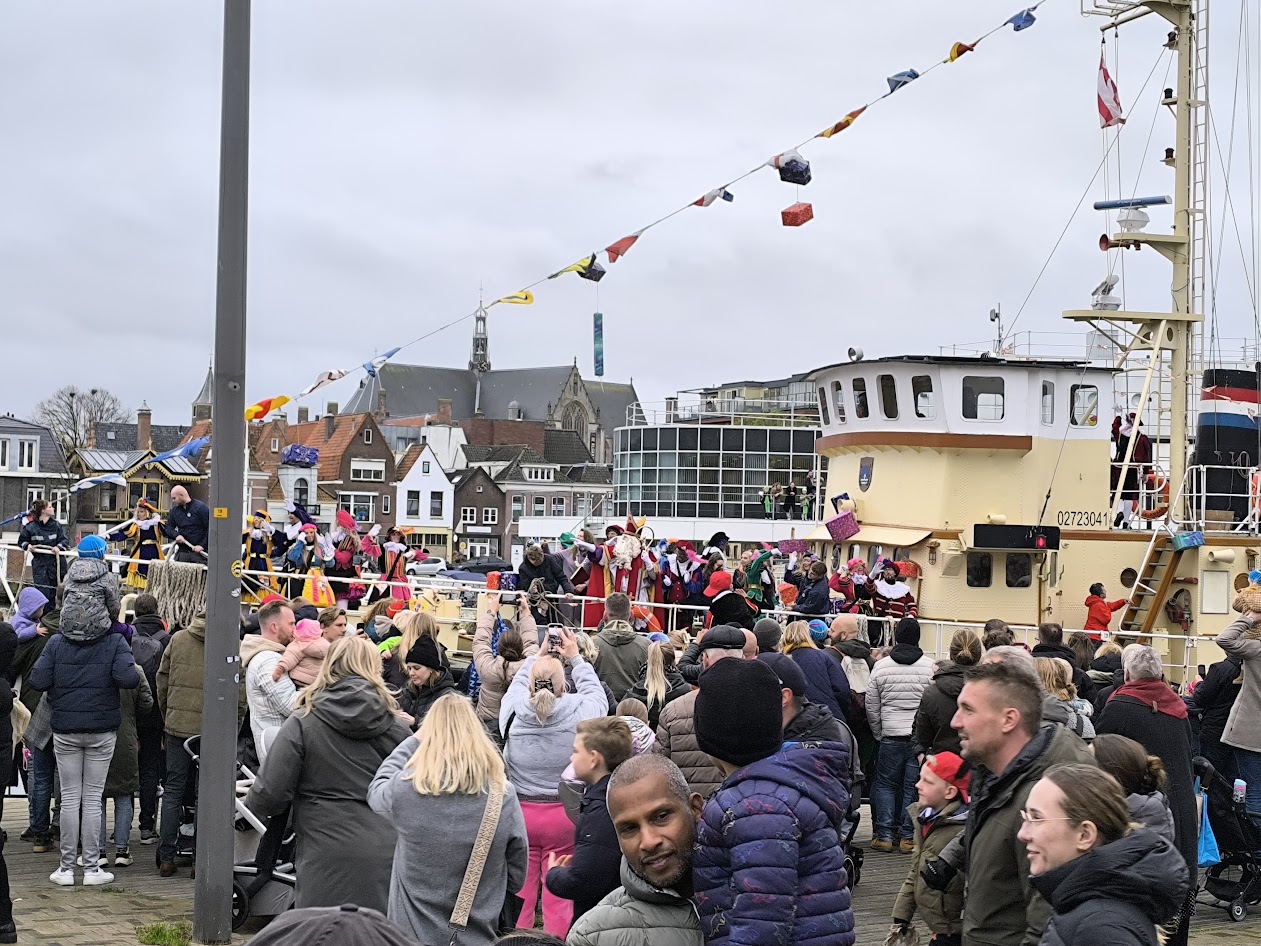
[606,231,643,263]
[817,106,866,139]
[946,41,975,62]
[244,395,290,421]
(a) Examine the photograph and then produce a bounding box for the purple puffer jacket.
[692,740,855,946]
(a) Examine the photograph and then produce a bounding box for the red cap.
[703,570,732,598]
[925,751,972,802]
[385,600,406,618]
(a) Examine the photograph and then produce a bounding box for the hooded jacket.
[706,591,757,630]
[29,631,140,733]
[471,609,539,724]
[0,622,17,757]
[593,623,651,699]
[1127,791,1175,845]
[693,740,856,946]
[158,617,247,739]
[241,633,296,763]
[625,667,692,730]
[1215,615,1261,754]
[913,662,967,755]
[11,587,48,643]
[567,859,703,946]
[1189,655,1242,747]
[131,613,169,731]
[60,557,121,641]
[654,689,723,800]
[788,645,852,723]
[1083,595,1126,633]
[397,669,460,729]
[544,774,622,921]
[866,646,935,740]
[245,675,411,913]
[1031,829,1189,946]
[893,798,968,935]
[785,569,831,618]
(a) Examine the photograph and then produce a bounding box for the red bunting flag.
[1098,52,1125,127]
[606,232,642,263]
[817,107,866,139]
[244,395,290,421]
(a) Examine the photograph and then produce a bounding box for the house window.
[483,507,498,525]
[406,490,420,518]
[1070,384,1099,427]
[382,494,391,515]
[129,482,161,508]
[270,438,279,453]
[1005,553,1033,588]
[552,497,565,517]
[817,387,831,425]
[878,374,899,419]
[106,430,116,441]
[461,507,477,525]
[422,461,430,475]
[363,428,373,444]
[912,375,935,419]
[1041,381,1055,425]
[0,442,7,468]
[511,495,523,521]
[962,376,1005,421]
[25,486,43,509]
[294,478,310,506]
[533,496,546,516]
[429,491,444,519]
[832,382,846,423]
[51,489,70,520]
[17,440,36,470]
[351,460,386,482]
[576,495,590,517]
[338,492,376,523]
[967,552,993,587]
[853,378,870,418]
[99,484,119,512]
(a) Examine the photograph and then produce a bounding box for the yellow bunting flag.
[946,41,975,62]
[244,395,290,421]
[548,254,597,280]
[817,106,867,139]
[494,290,534,305]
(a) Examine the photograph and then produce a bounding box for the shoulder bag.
[442,778,524,946]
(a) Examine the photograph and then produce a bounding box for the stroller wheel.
[231,880,250,932]
[1229,899,1248,922]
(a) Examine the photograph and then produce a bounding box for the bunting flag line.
[363,347,401,379]
[150,437,211,467]
[1007,8,1037,31]
[605,231,643,263]
[0,511,29,528]
[1097,51,1125,127]
[298,369,348,398]
[245,395,290,422]
[693,187,735,207]
[817,106,867,139]
[70,472,129,494]
[549,254,600,279]
[494,290,534,305]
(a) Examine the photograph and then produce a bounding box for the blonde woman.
[383,610,447,690]
[625,641,690,729]
[369,694,528,946]
[245,636,411,913]
[499,627,607,936]
[781,620,852,722]
[1036,656,1095,741]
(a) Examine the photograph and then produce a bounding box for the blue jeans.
[872,738,918,842]
[27,742,56,838]
[1234,747,1261,825]
[100,795,134,850]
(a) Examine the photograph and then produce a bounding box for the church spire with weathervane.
[469,297,491,416]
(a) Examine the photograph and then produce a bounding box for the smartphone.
[547,624,564,648]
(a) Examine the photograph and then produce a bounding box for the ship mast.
[1065,0,1206,520]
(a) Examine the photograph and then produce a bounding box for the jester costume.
[370,527,416,604]
[241,509,278,602]
[576,516,661,628]
[107,500,165,590]
[285,525,336,607]
[744,549,778,612]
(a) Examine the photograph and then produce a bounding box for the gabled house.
[451,466,506,559]
[394,443,454,557]
[0,415,70,539]
[280,407,397,529]
[71,449,206,537]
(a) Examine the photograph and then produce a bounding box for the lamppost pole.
[194,1,250,942]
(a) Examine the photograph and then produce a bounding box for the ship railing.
[625,399,821,428]
[1170,464,1261,535]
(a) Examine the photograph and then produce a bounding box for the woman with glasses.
[1016,763,1188,946]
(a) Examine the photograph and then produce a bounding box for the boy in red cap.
[890,752,971,946]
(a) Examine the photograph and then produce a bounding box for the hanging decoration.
[495,290,534,305]
[363,347,401,378]
[693,187,735,207]
[886,69,921,93]
[244,395,290,421]
[768,149,812,186]
[605,231,644,263]
[298,369,348,398]
[1006,8,1037,31]
[150,437,211,467]
[593,312,604,377]
[817,106,867,139]
[70,472,128,494]
[549,254,601,280]
[1097,50,1126,127]
[946,42,975,62]
[781,202,815,227]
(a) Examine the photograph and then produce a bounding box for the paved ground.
[2,799,1255,944]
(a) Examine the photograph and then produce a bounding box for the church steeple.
[192,363,213,422]
[469,304,490,416]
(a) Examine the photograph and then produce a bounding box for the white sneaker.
[83,868,114,886]
[49,868,75,886]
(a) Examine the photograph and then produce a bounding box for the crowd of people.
[1,514,1258,946]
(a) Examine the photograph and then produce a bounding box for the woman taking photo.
[625,641,690,729]
[499,627,607,936]
[1017,763,1188,946]
[18,499,68,601]
[245,636,411,913]
[470,595,538,728]
[369,694,528,946]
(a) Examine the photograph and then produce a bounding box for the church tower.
[192,363,213,422]
[469,305,490,415]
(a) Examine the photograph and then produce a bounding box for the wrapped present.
[1231,568,1261,613]
[280,444,319,467]
[579,261,607,283]
[825,511,859,542]
[778,582,799,609]
[769,148,812,186]
[777,539,810,556]
[485,571,501,591]
[500,573,518,591]
[896,560,921,579]
[1172,530,1204,551]
[782,201,814,227]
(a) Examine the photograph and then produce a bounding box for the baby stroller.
[155,736,200,869]
[231,729,296,931]
[1193,756,1261,922]
[842,809,864,889]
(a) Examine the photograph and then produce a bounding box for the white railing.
[625,399,820,428]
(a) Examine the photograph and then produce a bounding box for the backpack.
[831,646,871,697]
[131,631,168,683]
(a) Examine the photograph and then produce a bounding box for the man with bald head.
[163,486,211,562]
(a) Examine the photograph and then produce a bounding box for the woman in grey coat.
[368,693,528,946]
[245,636,411,913]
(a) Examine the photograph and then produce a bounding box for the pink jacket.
[275,636,330,686]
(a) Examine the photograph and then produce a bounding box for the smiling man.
[566,754,703,946]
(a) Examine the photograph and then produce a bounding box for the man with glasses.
[923,660,1093,946]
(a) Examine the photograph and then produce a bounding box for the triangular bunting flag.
[549,254,599,280]
[298,369,348,398]
[606,232,643,263]
[946,42,975,62]
[1097,51,1126,127]
[1007,8,1036,31]
[244,395,291,422]
[494,290,534,305]
[817,106,867,139]
[887,69,921,93]
[363,347,401,379]
[693,188,734,208]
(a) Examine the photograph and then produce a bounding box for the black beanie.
[752,617,783,654]
[694,657,783,767]
[405,635,443,672]
[895,617,921,647]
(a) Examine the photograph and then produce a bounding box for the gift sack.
[825,511,860,542]
[782,201,814,227]
[1231,568,1261,613]
[896,560,921,580]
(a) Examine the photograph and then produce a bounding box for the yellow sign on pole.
[230,561,244,579]
[213,507,229,519]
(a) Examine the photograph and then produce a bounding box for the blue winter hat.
[1250,569,1261,585]
[807,619,829,643]
[77,534,107,559]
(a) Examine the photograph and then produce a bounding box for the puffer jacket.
[567,858,703,946]
[28,631,140,733]
[10,587,48,642]
[785,569,831,618]
[866,645,935,740]
[913,662,966,754]
[1127,791,1175,845]
[157,617,247,739]
[60,557,121,641]
[654,689,723,799]
[397,669,460,729]
[892,799,968,935]
[625,667,692,730]
[693,740,855,946]
[499,654,608,801]
[471,609,538,723]
[1031,828,1189,946]
[788,646,852,723]
[592,623,650,700]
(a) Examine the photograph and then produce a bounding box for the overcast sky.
[1,1,1255,429]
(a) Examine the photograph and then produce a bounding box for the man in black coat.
[1031,623,1096,704]
[1096,644,1197,946]
[1189,655,1242,778]
[163,486,211,562]
[517,543,575,625]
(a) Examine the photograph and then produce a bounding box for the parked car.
[441,556,513,576]
[405,556,448,577]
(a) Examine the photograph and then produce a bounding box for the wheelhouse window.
[1005,553,1033,588]
[962,376,1005,421]
[832,381,846,423]
[853,378,870,419]
[878,374,899,419]
[967,552,993,587]
[1041,381,1055,425]
[817,387,831,425]
[1070,385,1099,427]
[912,375,935,419]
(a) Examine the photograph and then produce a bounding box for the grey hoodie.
[60,558,120,641]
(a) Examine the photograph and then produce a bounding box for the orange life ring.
[631,604,663,634]
[1141,472,1169,519]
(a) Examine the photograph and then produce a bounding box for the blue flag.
[887,69,921,93]
[1007,8,1036,30]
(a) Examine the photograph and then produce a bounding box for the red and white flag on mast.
[1098,52,1125,127]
